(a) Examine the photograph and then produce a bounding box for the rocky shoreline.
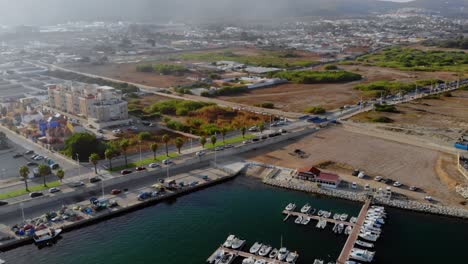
[264,178,468,219]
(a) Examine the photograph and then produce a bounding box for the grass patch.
[206,134,255,149]
[304,106,326,114]
[0,181,61,200]
[110,153,179,171]
[375,104,399,113]
[271,70,362,84]
[368,116,394,123]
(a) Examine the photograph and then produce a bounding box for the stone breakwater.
[263,178,468,219]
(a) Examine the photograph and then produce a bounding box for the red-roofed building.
[294,166,341,188]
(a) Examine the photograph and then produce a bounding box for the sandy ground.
[219,65,460,113]
[244,126,467,207]
[350,90,468,145]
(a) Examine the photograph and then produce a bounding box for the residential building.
[293,166,341,188]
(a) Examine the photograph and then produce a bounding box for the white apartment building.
[47,84,130,128]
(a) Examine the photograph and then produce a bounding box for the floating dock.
[282,210,356,227]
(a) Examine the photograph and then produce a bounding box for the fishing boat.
[286,252,298,263]
[355,240,374,248]
[285,203,296,211]
[349,248,375,262]
[301,216,311,225]
[258,245,272,256]
[250,242,263,254]
[33,228,62,244]
[223,235,235,248]
[269,248,279,259]
[294,215,303,224]
[300,203,311,213]
[277,247,289,261]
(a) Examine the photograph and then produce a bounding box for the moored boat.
[269,248,279,259]
[355,240,374,248]
[223,235,235,248]
[250,242,263,254]
[294,215,303,224]
[242,257,255,264]
[286,251,298,263]
[232,237,246,250]
[313,259,324,264]
[258,245,272,256]
[219,253,234,264]
[300,203,311,213]
[301,216,311,225]
[349,248,375,262]
[277,247,289,261]
[340,214,349,221]
[285,203,296,211]
[33,228,62,244]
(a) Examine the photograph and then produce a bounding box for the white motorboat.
[345,261,360,264]
[210,249,224,264]
[286,252,298,263]
[300,203,311,213]
[364,220,382,228]
[355,240,374,248]
[33,228,62,244]
[219,253,234,264]
[254,259,266,264]
[337,223,344,234]
[362,225,381,233]
[320,219,328,229]
[317,210,324,216]
[223,235,236,248]
[0,259,4,264]
[333,213,341,220]
[301,216,311,225]
[316,219,323,228]
[294,215,303,224]
[232,237,246,250]
[340,214,349,221]
[258,245,272,256]
[242,257,255,264]
[277,247,289,261]
[250,242,263,254]
[332,223,339,233]
[269,248,279,259]
[344,225,353,235]
[349,248,375,262]
[323,211,332,218]
[313,259,324,264]
[310,208,316,215]
[285,203,296,211]
[350,217,358,224]
[359,232,379,242]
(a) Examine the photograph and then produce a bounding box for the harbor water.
[2,176,468,263]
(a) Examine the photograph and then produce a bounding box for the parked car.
[13,153,23,158]
[89,177,101,183]
[196,151,206,157]
[409,186,418,191]
[34,155,44,161]
[162,159,173,165]
[352,169,360,176]
[248,126,258,132]
[27,162,38,167]
[71,181,85,187]
[137,192,151,201]
[148,163,160,168]
[351,182,357,189]
[158,178,165,183]
[357,171,366,179]
[0,201,8,206]
[31,154,38,159]
[24,150,34,155]
[364,184,370,191]
[49,187,60,193]
[374,176,383,181]
[121,169,132,175]
[393,181,402,187]
[214,146,224,151]
[50,163,60,170]
[97,129,104,133]
[424,196,433,201]
[224,144,234,149]
[29,192,43,198]
[136,166,146,171]
[112,129,122,134]
[242,140,251,144]
[111,189,122,195]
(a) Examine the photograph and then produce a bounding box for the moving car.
[0,201,8,206]
[49,187,60,193]
[195,151,206,157]
[71,181,85,187]
[214,146,224,151]
[409,186,418,191]
[121,169,132,175]
[25,150,34,155]
[111,189,122,195]
[136,166,146,171]
[374,176,382,181]
[162,159,173,165]
[393,181,402,187]
[89,177,101,183]
[13,153,23,158]
[148,163,160,168]
[27,162,38,167]
[29,192,43,198]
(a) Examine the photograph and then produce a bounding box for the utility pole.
[20,202,25,223]
[166,165,169,178]
[76,153,81,179]
[101,178,104,198]
[139,140,142,162]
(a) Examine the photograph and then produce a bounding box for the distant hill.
[406,0,467,16]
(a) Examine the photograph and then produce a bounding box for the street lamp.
[76,153,81,179]
[139,140,142,162]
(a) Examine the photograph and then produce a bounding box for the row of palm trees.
[19,165,65,192]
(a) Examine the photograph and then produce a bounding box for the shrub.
[255,102,275,109]
[304,106,326,114]
[369,116,394,123]
[272,70,361,84]
[324,64,338,70]
[374,104,399,113]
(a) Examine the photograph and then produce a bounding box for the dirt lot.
[244,126,467,207]
[350,90,468,145]
[219,65,460,113]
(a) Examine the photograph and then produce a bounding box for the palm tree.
[258,122,265,134]
[200,136,207,149]
[175,137,184,154]
[221,128,227,143]
[119,139,130,166]
[162,134,170,156]
[38,164,49,187]
[19,166,30,192]
[56,169,65,182]
[241,126,246,138]
[89,153,100,174]
[150,143,158,160]
[210,135,217,148]
[105,148,116,171]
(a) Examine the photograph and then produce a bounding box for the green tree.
[221,128,227,143]
[138,131,152,141]
[162,134,170,156]
[241,126,246,138]
[19,166,30,192]
[119,139,130,166]
[175,137,184,154]
[63,133,103,160]
[258,122,265,134]
[210,135,217,147]
[89,153,100,174]
[150,143,158,160]
[38,164,50,187]
[56,169,65,182]
[105,148,116,171]
[200,136,207,149]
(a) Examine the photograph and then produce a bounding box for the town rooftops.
[317,172,340,183]
[297,166,321,175]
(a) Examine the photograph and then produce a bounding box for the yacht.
[269,248,279,259]
[242,257,255,264]
[250,242,263,254]
[350,217,358,224]
[285,203,296,211]
[340,214,349,221]
[300,203,311,213]
[219,253,234,264]
[313,260,324,264]
[286,252,298,263]
[277,247,289,261]
[232,237,246,250]
[301,216,311,225]
[349,248,375,262]
[359,232,379,242]
[355,240,374,248]
[344,226,353,235]
[364,220,382,228]
[254,259,266,264]
[258,245,272,256]
[333,213,340,220]
[33,228,62,244]
[294,215,303,224]
[223,235,236,248]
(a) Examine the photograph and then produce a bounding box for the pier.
[282,210,356,227]
[207,246,293,264]
[336,199,372,264]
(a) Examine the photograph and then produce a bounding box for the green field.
[354,47,468,72]
[179,50,317,68]
[0,180,61,200]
